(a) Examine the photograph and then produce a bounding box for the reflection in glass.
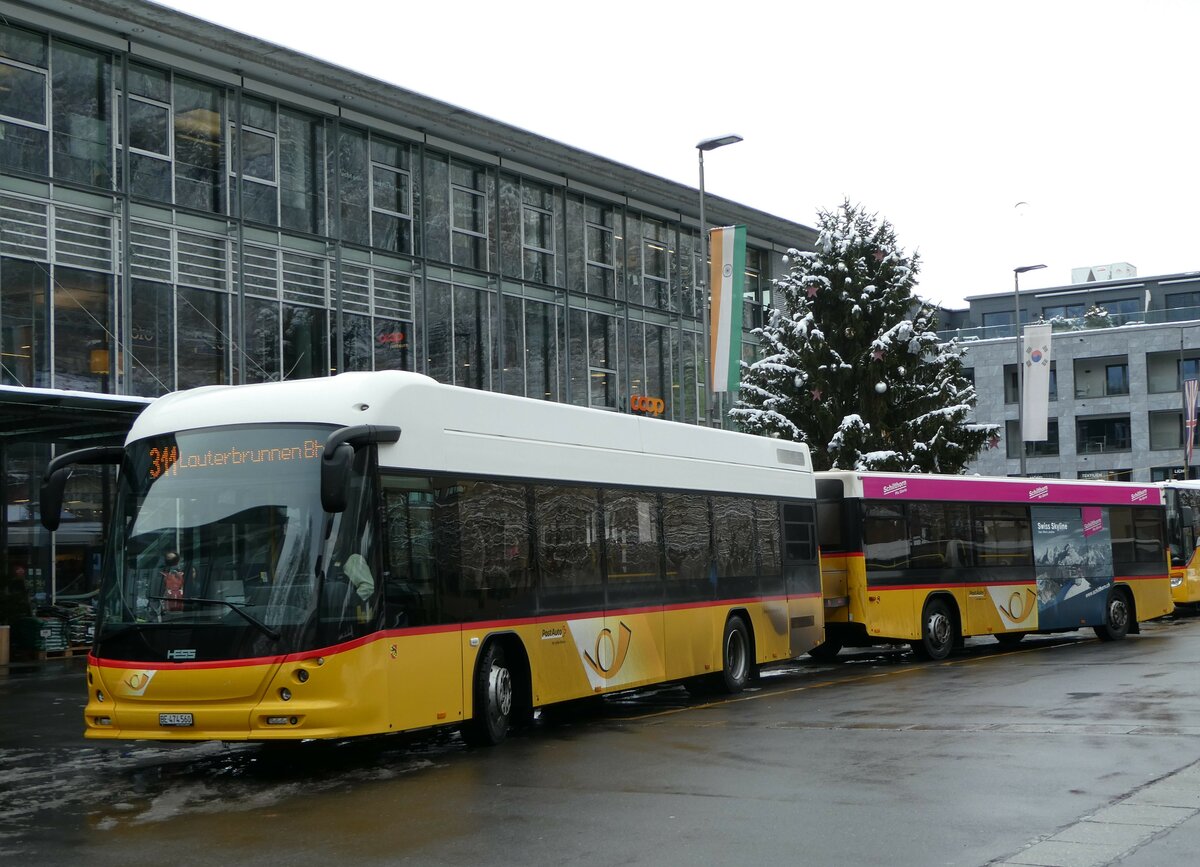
[51,42,111,188]
[53,267,111,392]
[176,286,228,389]
[0,257,48,387]
[129,279,174,396]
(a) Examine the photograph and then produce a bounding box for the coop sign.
[630,395,665,416]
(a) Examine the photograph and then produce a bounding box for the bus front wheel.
[719,616,752,693]
[1094,590,1131,642]
[464,642,513,747]
[912,598,956,661]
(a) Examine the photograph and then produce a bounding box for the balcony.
[1077,435,1132,454]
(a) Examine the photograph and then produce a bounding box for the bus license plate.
[159,713,194,727]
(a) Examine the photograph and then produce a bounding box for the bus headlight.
[1171,575,1183,587]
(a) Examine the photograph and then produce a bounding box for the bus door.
[379,476,463,732]
[600,490,666,694]
[781,502,822,656]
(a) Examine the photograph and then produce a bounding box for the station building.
[0,0,818,605]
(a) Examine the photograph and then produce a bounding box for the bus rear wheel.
[911,598,956,661]
[719,616,752,693]
[464,642,513,747]
[1094,590,1131,642]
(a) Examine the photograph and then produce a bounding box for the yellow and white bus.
[1161,479,1200,606]
[41,371,821,744]
[813,471,1174,660]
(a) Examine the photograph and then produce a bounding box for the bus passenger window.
[662,493,712,605]
[971,505,1032,567]
[864,502,908,570]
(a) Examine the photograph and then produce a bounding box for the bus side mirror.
[40,468,71,532]
[320,444,355,514]
[319,424,401,514]
[39,446,124,531]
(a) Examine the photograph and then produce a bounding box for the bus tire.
[1094,589,1131,642]
[463,641,513,747]
[911,597,956,661]
[808,638,843,661]
[719,615,752,693]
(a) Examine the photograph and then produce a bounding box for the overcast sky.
[155,0,1200,309]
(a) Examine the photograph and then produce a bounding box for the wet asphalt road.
[2,615,1199,867]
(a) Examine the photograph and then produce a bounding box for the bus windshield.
[96,424,336,658]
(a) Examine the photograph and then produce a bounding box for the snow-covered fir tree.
[730,200,997,472]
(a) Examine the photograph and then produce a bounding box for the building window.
[128,278,174,396]
[1078,469,1132,482]
[521,182,555,284]
[640,218,670,309]
[52,41,112,189]
[1076,416,1132,453]
[568,308,618,409]
[743,247,766,331]
[1042,303,1083,321]
[451,161,488,270]
[0,24,49,176]
[230,95,278,225]
[1151,466,1188,482]
[500,294,561,401]
[1106,297,1141,324]
[371,137,413,254]
[584,201,617,298]
[1166,291,1200,322]
[53,267,112,392]
[1178,358,1200,390]
[173,76,223,213]
[1006,419,1060,458]
[628,319,672,419]
[1105,363,1129,396]
[982,310,1017,337]
[119,63,172,202]
[278,108,323,235]
[0,256,49,388]
[117,65,225,214]
[1004,363,1057,403]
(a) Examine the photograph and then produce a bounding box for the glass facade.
[0,16,787,610]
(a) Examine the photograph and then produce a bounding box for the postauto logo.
[630,395,665,416]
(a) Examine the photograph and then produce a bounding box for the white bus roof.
[818,470,1161,507]
[128,372,813,498]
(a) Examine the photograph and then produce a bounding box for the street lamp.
[697,134,743,427]
[1013,263,1047,476]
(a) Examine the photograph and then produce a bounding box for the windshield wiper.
[149,596,281,641]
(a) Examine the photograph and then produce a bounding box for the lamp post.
[1013,263,1047,476]
[697,134,742,427]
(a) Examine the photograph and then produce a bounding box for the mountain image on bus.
[40,371,822,744]
[813,471,1174,661]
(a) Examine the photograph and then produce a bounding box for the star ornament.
[872,348,884,361]
[806,283,819,299]
[988,435,1001,450]
[810,387,823,401]
[873,249,885,262]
